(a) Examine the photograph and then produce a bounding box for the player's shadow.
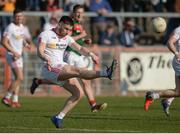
[67,114,141,121]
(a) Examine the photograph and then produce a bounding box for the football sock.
[99,70,108,77]
[89,100,96,107]
[57,112,65,119]
[37,79,42,85]
[5,91,12,99]
[12,95,18,102]
[152,93,160,99]
[167,97,174,105]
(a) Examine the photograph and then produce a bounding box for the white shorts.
[41,63,67,86]
[172,57,180,76]
[64,51,94,70]
[6,53,23,68]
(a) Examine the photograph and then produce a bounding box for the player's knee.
[16,76,23,82]
[64,66,80,76]
[71,67,81,76]
[73,90,83,101]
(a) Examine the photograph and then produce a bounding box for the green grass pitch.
[0,96,180,133]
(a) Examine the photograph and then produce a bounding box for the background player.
[1,8,32,108]
[64,4,107,112]
[144,25,180,116]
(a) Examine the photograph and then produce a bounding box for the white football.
[152,17,167,33]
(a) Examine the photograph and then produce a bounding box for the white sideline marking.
[0,126,141,133]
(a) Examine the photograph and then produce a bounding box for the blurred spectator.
[47,0,60,12]
[15,0,26,10]
[64,0,89,11]
[39,0,61,31]
[124,0,138,12]
[39,0,48,11]
[25,0,40,11]
[108,0,123,11]
[118,19,140,47]
[89,0,112,44]
[1,0,16,32]
[150,0,165,12]
[164,0,175,12]
[163,0,180,44]
[43,13,58,31]
[174,0,180,12]
[99,23,117,46]
[2,0,16,12]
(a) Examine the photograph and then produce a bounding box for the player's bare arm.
[72,30,87,41]
[70,42,99,64]
[167,34,180,61]
[2,36,21,59]
[38,41,51,70]
[23,38,33,49]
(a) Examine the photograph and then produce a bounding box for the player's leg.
[2,66,23,108]
[2,54,20,106]
[81,79,107,112]
[11,67,23,108]
[144,75,180,112]
[57,59,117,81]
[9,67,23,108]
[30,78,54,94]
[51,78,84,128]
[65,52,107,112]
[161,75,180,116]
[144,89,174,111]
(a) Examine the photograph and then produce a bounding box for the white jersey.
[38,29,75,67]
[173,26,180,53]
[172,25,180,76]
[3,22,29,55]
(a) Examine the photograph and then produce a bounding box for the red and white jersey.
[38,29,75,67]
[173,25,180,53]
[3,22,29,55]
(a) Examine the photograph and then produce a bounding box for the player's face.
[58,23,73,36]
[14,12,24,25]
[74,8,84,22]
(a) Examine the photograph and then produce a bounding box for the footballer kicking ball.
[152,17,167,33]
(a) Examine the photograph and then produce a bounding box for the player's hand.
[84,38,92,45]
[80,30,87,38]
[13,52,21,61]
[25,44,31,50]
[46,58,52,71]
[175,53,180,62]
[90,52,99,64]
[47,61,52,71]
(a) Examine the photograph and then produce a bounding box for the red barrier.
[0,48,11,89]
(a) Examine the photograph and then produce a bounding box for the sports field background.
[0,96,180,133]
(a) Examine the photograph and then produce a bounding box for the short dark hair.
[13,8,23,16]
[59,16,73,26]
[73,4,84,13]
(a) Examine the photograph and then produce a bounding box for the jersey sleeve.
[23,26,31,39]
[38,31,49,44]
[3,25,11,39]
[173,27,180,40]
[67,35,75,47]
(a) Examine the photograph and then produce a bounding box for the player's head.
[57,16,73,36]
[72,4,84,22]
[13,8,24,25]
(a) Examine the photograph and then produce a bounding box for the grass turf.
[0,96,180,133]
